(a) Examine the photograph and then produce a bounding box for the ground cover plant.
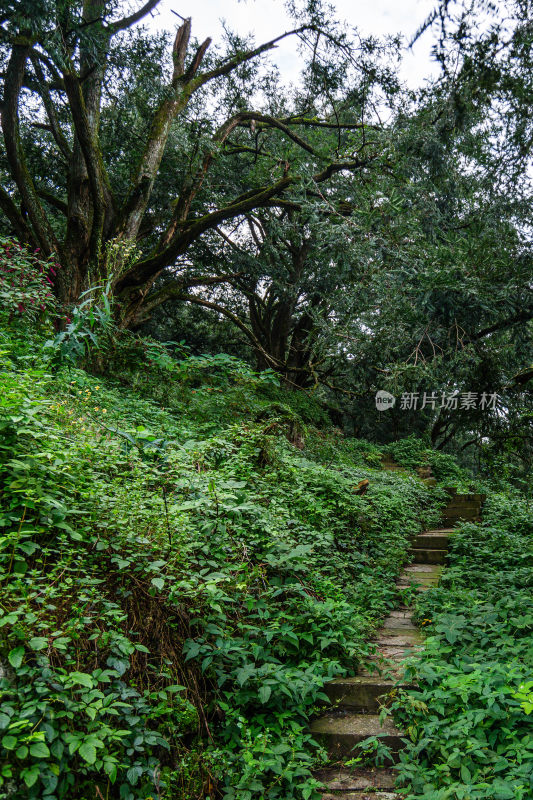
[0,299,446,799]
[391,493,533,800]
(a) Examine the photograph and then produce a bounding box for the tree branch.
[0,185,36,244]
[1,39,59,256]
[471,307,533,341]
[109,0,162,33]
[36,188,68,215]
[63,70,109,259]
[117,21,193,240]
[30,54,72,161]
[235,112,318,156]
[192,26,314,89]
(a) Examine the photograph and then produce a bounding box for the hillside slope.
[0,326,450,799]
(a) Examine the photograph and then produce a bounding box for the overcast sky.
[145,0,440,89]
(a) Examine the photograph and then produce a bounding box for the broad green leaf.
[2,736,17,750]
[29,637,48,651]
[79,742,97,764]
[69,672,93,688]
[258,685,272,704]
[29,741,50,759]
[8,647,24,669]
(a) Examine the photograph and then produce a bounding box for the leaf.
[78,742,97,764]
[69,671,94,688]
[29,637,48,650]
[2,735,17,750]
[151,577,164,590]
[8,647,24,669]
[258,685,272,704]
[184,642,201,661]
[236,664,255,686]
[22,766,40,788]
[29,741,50,759]
[104,760,117,783]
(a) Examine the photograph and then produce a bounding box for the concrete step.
[324,675,414,713]
[310,710,404,760]
[408,547,447,564]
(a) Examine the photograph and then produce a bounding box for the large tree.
[0,0,399,325]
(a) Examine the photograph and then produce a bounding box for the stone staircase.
[311,491,483,799]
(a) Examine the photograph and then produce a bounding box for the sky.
[144,0,441,89]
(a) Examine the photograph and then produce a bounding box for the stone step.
[442,508,481,524]
[408,547,447,564]
[382,609,417,630]
[322,793,401,799]
[315,767,397,792]
[324,675,414,713]
[373,628,423,648]
[412,531,451,549]
[398,566,442,586]
[444,502,480,511]
[443,508,480,517]
[362,644,423,678]
[442,515,478,525]
[310,711,404,760]
[445,500,481,507]
[445,490,485,501]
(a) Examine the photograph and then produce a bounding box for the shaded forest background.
[1,0,532,474]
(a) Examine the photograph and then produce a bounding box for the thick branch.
[36,188,68,215]
[109,0,162,32]
[63,70,111,258]
[117,21,193,240]
[1,40,59,255]
[0,185,36,243]
[30,54,72,161]
[471,307,533,341]
[141,272,243,316]
[117,151,370,296]
[280,116,378,130]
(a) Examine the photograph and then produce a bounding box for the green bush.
[0,238,57,324]
[391,493,533,800]
[0,323,447,799]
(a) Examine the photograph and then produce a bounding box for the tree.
[0,0,397,326]
[146,205,363,388]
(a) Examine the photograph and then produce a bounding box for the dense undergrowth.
[392,494,533,800]
[0,317,446,800]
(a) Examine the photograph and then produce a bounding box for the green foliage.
[43,282,115,367]
[0,320,446,799]
[0,238,57,323]
[387,436,471,485]
[392,493,533,800]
